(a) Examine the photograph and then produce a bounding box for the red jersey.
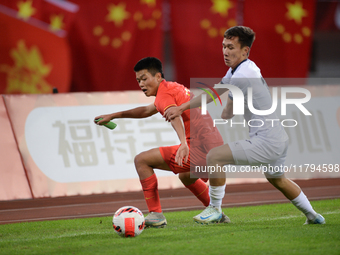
[154,80,223,175]
[154,80,221,142]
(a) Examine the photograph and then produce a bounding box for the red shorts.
[159,139,224,177]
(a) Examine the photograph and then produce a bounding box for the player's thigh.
[227,139,285,166]
[134,148,171,171]
[229,139,289,177]
[207,143,235,165]
[263,141,288,178]
[228,140,254,166]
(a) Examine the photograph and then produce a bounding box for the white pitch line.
[163,196,340,212]
[0,196,339,224]
[1,186,339,213]
[0,230,113,243]
[1,211,339,243]
[0,213,114,224]
[222,195,340,208]
[241,210,340,223]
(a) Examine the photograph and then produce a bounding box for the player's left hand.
[175,143,189,167]
[164,106,182,122]
[94,114,111,125]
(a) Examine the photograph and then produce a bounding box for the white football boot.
[193,205,223,224]
[304,213,325,225]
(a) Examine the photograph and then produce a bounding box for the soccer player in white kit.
[164,26,325,225]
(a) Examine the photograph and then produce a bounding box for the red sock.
[140,174,162,213]
[185,179,210,206]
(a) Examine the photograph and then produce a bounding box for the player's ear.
[242,46,250,57]
[156,72,162,82]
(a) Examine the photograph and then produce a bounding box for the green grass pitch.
[0,199,339,255]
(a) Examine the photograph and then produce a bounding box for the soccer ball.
[112,206,145,237]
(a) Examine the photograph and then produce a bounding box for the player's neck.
[154,79,165,96]
[231,58,248,74]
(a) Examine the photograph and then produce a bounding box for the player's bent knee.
[207,147,233,165]
[134,152,154,179]
[178,172,189,182]
[134,152,147,168]
[178,172,197,186]
[206,148,221,164]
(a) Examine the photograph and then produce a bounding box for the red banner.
[0,0,43,20]
[0,0,78,33]
[0,3,73,94]
[40,0,78,33]
[243,0,316,78]
[68,0,163,92]
[170,0,238,86]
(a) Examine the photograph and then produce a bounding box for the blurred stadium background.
[0,0,339,95]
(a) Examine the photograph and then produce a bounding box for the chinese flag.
[170,0,238,86]
[243,0,316,78]
[0,4,71,94]
[0,0,78,33]
[40,0,79,33]
[67,0,163,92]
[0,0,43,20]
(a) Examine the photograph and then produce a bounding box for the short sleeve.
[155,91,177,115]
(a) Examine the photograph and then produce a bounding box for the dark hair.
[134,57,164,78]
[224,26,255,49]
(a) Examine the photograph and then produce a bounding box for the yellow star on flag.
[17,0,36,20]
[140,0,156,7]
[210,0,233,17]
[106,3,130,27]
[50,14,64,31]
[286,1,308,24]
[0,40,52,93]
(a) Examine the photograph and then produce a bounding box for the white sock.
[209,184,226,210]
[290,191,317,220]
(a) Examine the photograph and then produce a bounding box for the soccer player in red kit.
[95,57,226,227]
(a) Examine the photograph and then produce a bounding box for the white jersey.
[220,59,288,143]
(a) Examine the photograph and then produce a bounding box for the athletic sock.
[140,174,162,213]
[290,191,317,220]
[209,184,226,210]
[185,179,210,207]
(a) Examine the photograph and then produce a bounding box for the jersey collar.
[231,59,248,75]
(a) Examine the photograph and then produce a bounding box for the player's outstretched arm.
[221,97,234,119]
[163,87,228,121]
[170,116,189,167]
[94,103,158,125]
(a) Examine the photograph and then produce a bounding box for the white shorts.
[228,137,289,178]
